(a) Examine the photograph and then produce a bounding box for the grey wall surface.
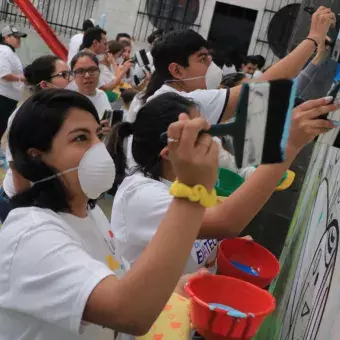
[287,0,340,99]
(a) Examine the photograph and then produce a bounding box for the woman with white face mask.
[0,88,218,340]
[0,55,72,222]
[99,40,133,92]
[71,51,111,120]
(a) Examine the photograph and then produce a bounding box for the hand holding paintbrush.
[305,6,338,48]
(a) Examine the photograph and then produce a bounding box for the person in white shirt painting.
[108,91,336,276]
[67,19,95,64]
[0,88,217,340]
[0,25,27,141]
[134,6,335,126]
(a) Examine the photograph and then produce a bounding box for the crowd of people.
[0,5,336,340]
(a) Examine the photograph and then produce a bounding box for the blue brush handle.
[230,260,259,276]
[209,303,255,318]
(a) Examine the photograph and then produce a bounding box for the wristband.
[305,37,318,50]
[170,180,218,208]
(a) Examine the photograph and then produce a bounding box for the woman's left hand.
[100,120,111,136]
[175,268,211,298]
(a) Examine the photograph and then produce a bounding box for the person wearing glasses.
[0,55,72,222]
[71,51,111,120]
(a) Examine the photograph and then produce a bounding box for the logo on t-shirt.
[191,239,218,266]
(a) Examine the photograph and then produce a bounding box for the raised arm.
[223,6,336,121]
[84,116,219,335]
[200,97,337,239]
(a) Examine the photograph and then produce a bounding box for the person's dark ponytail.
[106,121,133,192]
[141,71,165,104]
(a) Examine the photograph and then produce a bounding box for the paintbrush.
[304,6,340,52]
[317,81,340,147]
[161,79,297,168]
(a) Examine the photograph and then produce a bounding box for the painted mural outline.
[256,144,340,340]
[283,177,339,339]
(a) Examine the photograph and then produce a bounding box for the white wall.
[93,0,140,40]
[0,0,301,68]
[0,22,69,66]
[198,0,301,67]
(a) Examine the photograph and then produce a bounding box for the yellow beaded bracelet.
[169,180,218,208]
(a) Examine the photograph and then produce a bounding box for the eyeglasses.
[50,70,72,80]
[73,67,100,77]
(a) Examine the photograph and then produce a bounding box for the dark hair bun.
[23,64,36,85]
[24,55,60,87]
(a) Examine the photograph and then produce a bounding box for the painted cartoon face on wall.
[283,178,339,340]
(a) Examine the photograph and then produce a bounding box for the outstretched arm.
[223,6,336,121]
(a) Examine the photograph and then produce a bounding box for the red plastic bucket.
[185,275,275,340]
[217,238,280,288]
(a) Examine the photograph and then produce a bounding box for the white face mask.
[97,53,106,62]
[165,61,223,90]
[244,73,253,79]
[33,143,115,199]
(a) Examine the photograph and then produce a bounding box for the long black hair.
[141,29,209,103]
[107,92,196,187]
[9,89,100,212]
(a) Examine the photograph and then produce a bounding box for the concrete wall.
[0,0,146,66]
[0,0,301,67]
[0,22,68,66]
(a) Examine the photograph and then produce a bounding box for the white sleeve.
[217,140,239,173]
[0,51,13,78]
[5,109,18,162]
[216,139,256,179]
[6,225,114,335]
[103,94,112,111]
[97,92,112,120]
[68,36,81,64]
[186,89,229,124]
[124,183,173,246]
[237,166,256,179]
[5,143,12,162]
[125,95,142,123]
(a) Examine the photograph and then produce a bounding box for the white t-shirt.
[0,44,24,101]
[125,85,229,170]
[222,64,237,76]
[111,173,218,274]
[148,84,229,124]
[125,92,143,123]
[253,70,263,79]
[3,107,25,198]
[99,63,115,86]
[127,85,229,125]
[68,33,83,64]
[0,205,129,340]
[85,89,111,120]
